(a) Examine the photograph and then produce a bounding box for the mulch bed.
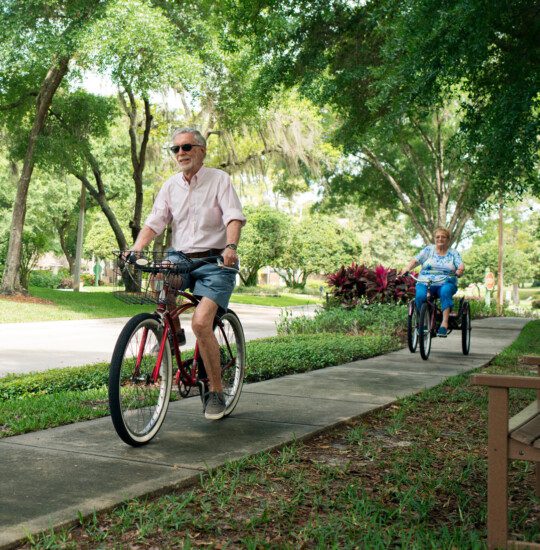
[0,294,53,305]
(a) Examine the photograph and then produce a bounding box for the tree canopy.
[1,0,538,292]
[224,0,539,240]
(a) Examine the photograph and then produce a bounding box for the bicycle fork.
[134,323,172,385]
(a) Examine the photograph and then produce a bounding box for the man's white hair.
[172,128,206,147]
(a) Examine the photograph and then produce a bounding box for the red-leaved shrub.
[327,262,416,307]
[326,263,370,307]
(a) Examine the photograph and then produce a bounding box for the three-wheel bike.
[109,251,246,446]
[406,273,471,360]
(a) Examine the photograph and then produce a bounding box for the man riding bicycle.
[401,227,465,337]
[129,128,246,420]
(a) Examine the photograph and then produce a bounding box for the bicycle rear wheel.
[109,313,172,446]
[418,303,432,360]
[214,310,246,416]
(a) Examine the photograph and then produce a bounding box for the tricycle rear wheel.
[407,304,418,353]
[461,303,471,355]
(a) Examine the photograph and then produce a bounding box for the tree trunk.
[1,56,70,294]
[153,231,166,257]
[512,283,519,306]
[361,114,484,247]
[242,269,259,287]
[119,89,153,243]
[72,183,86,291]
[76,174,128,252]
[57,224,75,274]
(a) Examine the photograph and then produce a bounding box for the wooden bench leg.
[536,463,540,499]
[488,387,509,549]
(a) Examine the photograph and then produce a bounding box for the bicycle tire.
[461,302,471,355]
[418,303,432,360]
[109,313,172,446]
[214,310,246,416]
[407,304,418,353]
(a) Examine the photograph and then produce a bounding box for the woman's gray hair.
[171,128,206,147]
[434,226,451,240]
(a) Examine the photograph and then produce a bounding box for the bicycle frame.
[128,267,203,388]
[121,251,241,388]
[145,280,236,391]
[408,274,448,335]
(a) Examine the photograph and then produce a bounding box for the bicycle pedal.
[197,380,209,409]
[177,328,186,346]
[169,328,186,346]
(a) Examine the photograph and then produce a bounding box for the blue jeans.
[415,282,457,313]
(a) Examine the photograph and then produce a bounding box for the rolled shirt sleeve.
[218,173,247,227]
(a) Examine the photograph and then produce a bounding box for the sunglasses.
[169,144,203,154]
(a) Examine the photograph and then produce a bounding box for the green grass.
[24,320,540,548]
[230,292,319,307]
[519,288,540,300]
[0,287,154,323]
[487,320,540,372]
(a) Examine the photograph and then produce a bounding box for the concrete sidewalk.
[0,317,529,548]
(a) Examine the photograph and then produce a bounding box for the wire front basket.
[112,266,160,305]
[111,251,188,305]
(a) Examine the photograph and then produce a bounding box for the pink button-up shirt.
[144,166,246,253]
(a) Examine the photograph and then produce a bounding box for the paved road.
[0,303,317,377]
[0,317,529,548]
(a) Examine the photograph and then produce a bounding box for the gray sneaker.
[204,391,226,420]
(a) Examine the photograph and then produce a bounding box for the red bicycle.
[109,251,246,446]
[406,273,471,360]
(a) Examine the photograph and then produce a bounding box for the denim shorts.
[166,251,237,311]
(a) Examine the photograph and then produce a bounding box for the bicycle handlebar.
[119,251,240,275]
[404,271,458,284]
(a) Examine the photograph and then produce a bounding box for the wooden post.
[487,386,509,549]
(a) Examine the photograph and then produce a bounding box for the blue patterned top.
[415,245,462,284]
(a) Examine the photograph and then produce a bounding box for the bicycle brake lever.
[216,258,238,272]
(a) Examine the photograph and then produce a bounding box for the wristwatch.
[225,243,238,251]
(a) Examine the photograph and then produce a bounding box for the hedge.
[0,333,399,401]
[0,363,110,401]
[28,270,64,289]
[277,303,407,336]
[244,333,399,382]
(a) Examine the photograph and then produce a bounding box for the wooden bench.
[472,355,540,549]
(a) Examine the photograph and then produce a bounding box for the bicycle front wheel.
[214,310,246,416]
[418,303,432,360]
[109,313,172,446]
